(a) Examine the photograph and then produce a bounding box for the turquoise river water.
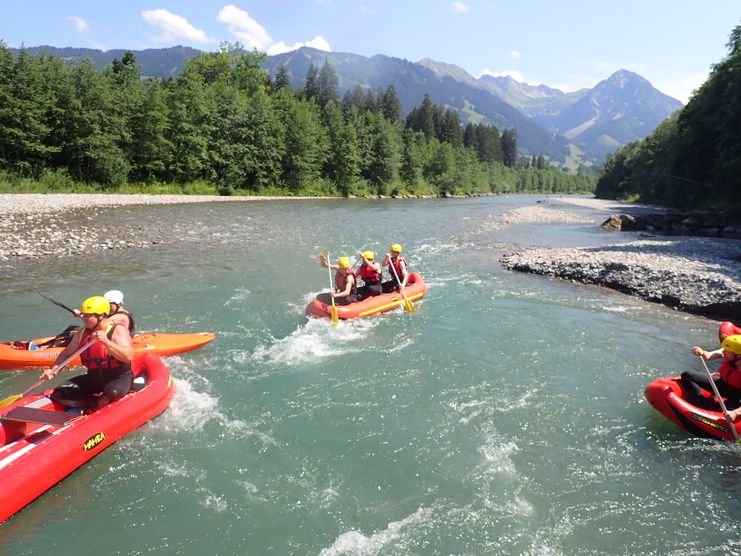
[0,196,739,555]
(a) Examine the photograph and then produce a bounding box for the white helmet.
[104,289,124,304]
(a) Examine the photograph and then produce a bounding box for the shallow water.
[1,196,739,555]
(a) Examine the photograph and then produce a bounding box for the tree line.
[0,42,596,196]
[595,23,741,211]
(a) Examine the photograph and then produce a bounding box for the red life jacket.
[335,268,357,294]
[720,357,741,389]
[358,263,382,285]
[80,323,130,373]
[387,256,408,282]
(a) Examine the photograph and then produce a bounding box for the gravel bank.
[0,193,320,268]
[497,199,741,321]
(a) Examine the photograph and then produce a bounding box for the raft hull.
[0,352,174,522]
[306,272,427,320]
[645,376,740,442]
[0,331,215,370]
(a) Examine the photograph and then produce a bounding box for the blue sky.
[2,1,739,103]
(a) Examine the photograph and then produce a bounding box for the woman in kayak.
[356,250,382,300]
[381,243,409,293]
[43,295,134,413]
[319,254,358,305]
[682,334,741,420]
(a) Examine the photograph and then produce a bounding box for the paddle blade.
[0,394,22,409]
[330,305,340,324]
[404,298,416,313]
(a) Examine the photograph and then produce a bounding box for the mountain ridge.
[18,44,682,166]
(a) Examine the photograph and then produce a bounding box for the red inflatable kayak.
[645,375,740,442]
[0,332,215,370]
[0,352,174,522]
[306,272,427,320]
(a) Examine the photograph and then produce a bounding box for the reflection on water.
[0,196,737,554]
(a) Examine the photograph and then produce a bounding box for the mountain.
[478,75,589,119]
[23,45,203,78]
[547,70,683,160]
[263,48,572,162]
[16,45,682,165]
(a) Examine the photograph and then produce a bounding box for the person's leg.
[51,374,96,408]
[89,371,134,412]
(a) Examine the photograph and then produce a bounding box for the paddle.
[699,356,741,445]
[324,254,339,325]
[0,338,95,409]
[387,253,415,313]
[36,290,77,316]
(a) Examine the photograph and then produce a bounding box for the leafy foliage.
[0,43,595,196]
[595,22,741,210]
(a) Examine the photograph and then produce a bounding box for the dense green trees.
[596,23,741,210]
[0,42,595,196]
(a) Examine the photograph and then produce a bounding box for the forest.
[595,23,741,211]
[0,42,596,197]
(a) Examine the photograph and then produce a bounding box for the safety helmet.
[104,289,124,304]
[721,335,741,355]
[390,244,403,254]
[338,256,351,269]
[362,250,375,260]
[80,296,110,316]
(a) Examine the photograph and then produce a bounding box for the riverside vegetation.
[0,42,595,197]
[595,22,741,212]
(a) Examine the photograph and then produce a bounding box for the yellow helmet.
[338,256,351,269]
[721,335,741,355]
[390,243,403,253]
[362,250,375,260]
[80,295,110,316]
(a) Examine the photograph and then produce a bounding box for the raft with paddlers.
[645,375,741,442]
[0,352,174,522]
[0,331,215,370]
[306,271,427,320]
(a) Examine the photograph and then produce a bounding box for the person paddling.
[73,289,135,334]
[319,254,358,305]
[356,250,382,300]
[44,296,134,413]
[381,243,409,293]
[682,334,741,420]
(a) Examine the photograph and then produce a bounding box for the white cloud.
[358,5,375,16]
[141,9,214,44]
[508,50,521,59]
[66,16,89,33]
[267,35,331,56]
[480,68,525,82]
[216,4,273,50]
[451,1,469,13]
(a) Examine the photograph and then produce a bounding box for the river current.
[1,196,739,555]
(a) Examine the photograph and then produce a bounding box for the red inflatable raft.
[719,321,741,342]
[0,352,175,522]
[306,272,427,320]
[0,332,215,370]
[645,375,740,442]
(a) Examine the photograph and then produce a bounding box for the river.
[1,196,738,555]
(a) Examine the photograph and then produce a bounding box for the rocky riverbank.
[498,198,741,322]
[0,193,315,268]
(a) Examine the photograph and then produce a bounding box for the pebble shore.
[0,193,312,267]
[2,193,739,321]
[497,199,741,322]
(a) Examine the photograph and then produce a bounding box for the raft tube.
[645,375,740,442]
[0,352,175,522]
[0,332,215,370]
[719,321,741,342]
[306,272,427,320]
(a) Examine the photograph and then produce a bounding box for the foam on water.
[251,317,379,367]
[319,506,434,556]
